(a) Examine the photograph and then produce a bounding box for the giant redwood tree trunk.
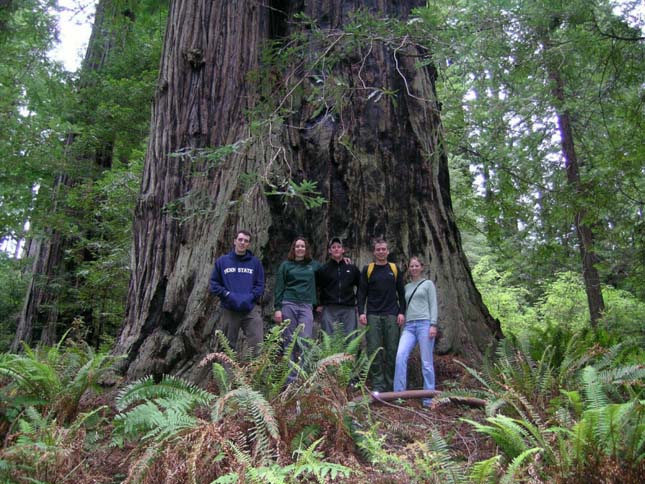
[114,0,501,380]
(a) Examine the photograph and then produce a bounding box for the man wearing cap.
[209,229,265,358]
[315,237,361,335]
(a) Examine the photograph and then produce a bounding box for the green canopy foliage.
[418,0,644,300]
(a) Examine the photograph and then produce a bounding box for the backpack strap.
[367,262,398,280]
[389,262,398,280]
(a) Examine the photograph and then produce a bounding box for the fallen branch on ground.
[353,389,486,408]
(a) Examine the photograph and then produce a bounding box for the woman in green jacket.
[274,237,321,363]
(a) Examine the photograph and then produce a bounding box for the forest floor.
[336,355,497,483]
[80,355,495,484]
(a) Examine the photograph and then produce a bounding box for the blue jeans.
[393,319,435,405]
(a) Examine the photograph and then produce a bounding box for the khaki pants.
[222,306,263,358]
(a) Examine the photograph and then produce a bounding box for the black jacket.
[316,259,360,306]
[357,263,406,316]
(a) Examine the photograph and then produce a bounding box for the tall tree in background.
[114,0,501,380]
[538,18,605,325]
[10,0,162,350]
[12,0,118,349]
[0,0,62,252]
[426,0,644,320]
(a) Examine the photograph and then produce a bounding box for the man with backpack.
[357,238,406,392]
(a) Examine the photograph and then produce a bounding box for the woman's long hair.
[287,237,312,262]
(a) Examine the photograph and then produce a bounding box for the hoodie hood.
[229,248,254,261]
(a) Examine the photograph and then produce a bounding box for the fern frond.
[116,374,214,411]
[225,439,253,476]
[213,329,237,360]
[463,415,531,461]
[439,386,491,401]
[508,390,544,426]
[560,389,584,417]
[290,437,354,481]
[425,427,466,483]
[598,364,645,386]
[210,362,232,394]
[212,386,279,463]
[499,447,541,484]
[455,359,497,394]
[354,347,377,389]
[247,320,304,399]
[290,424,321,454]
[199,351,249,388]
[246,322,292,396]
[485,398,508,417]
[303,353,354,390]
[594,343,624,372]
[115,396,205,445]
[557,334,594,386]
[534,345,555,396]
[581,366,609,409]
[0,351,62,399]
[123,440,164,484]
[469,455,501,484]
[343,327,367,356]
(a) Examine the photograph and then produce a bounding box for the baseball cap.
[328,236,343,248]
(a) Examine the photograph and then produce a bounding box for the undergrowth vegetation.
[1,317,643,483]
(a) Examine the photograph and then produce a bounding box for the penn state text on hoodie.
[209,249,265,313]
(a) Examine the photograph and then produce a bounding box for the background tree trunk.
[11,0,126,351]
[541,29,605,326]
[114,0,501,380]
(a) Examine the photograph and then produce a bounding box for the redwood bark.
[11,172,69,351]
[114,0,501,380]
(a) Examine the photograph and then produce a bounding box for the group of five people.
[209,230,438,406]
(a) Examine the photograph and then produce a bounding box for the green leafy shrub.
[472,256,538,335]
[537,272,593,331]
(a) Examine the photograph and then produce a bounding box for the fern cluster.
[354,420,467,483]
[0,335,120,423]
[112,323,370,482]
[456,335,645,481]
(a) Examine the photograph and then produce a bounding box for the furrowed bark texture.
[114,0,272,379]
[115,0,501,380]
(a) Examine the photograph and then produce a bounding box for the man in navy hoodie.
[209,230,265,357]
